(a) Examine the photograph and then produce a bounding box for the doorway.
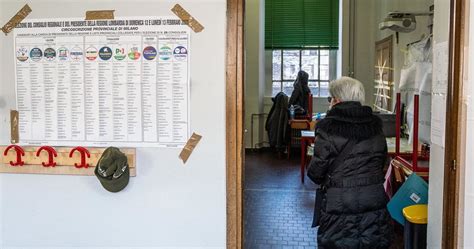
[226,0,468,248]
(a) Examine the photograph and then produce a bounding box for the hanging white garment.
[399,36,432,144]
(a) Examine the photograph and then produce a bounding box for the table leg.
[301,138,305,183]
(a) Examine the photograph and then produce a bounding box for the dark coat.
[265,92,289,150]
[307,101,393,249]
[288,71,310,115]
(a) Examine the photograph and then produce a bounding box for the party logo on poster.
[86,46,98,61]
[128,46,141,60]
[30,48,42,62]
[70,46,83,61]
[16,47,29,62]
[99,46,112,61]
[114,47,126,61]
[44,48,56,61]
[57,47,69,61]
[173,46,188,61]
[143,46,157,61]
[159,46,172,61]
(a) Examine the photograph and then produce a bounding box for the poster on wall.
[13,17,190,148]
[431,41,449,147]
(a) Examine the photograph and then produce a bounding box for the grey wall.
[352,0,377,106]
[244,0,265,149]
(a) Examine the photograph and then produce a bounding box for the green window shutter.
[265,0,339,49]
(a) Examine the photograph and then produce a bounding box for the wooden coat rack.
[0,146,136,176]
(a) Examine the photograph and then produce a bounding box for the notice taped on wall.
[13,17,190,148]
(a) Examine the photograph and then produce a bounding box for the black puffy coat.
[307,101,393,249]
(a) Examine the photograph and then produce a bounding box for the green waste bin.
[402,204,428,249]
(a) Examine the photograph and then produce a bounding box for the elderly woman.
[307,77,393,249]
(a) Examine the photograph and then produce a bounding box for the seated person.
[288,70,310,115]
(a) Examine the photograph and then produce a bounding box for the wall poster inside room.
[14,17,190,148]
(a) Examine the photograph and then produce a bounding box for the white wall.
[0,0,227,248]
[427,0,450,248]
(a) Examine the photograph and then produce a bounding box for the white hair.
[329,76,365,103]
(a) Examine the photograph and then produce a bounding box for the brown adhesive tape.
[179,133,202,164]
[171,4,204,33]
[1,4,32,35]
[10,110,19,144]
[85,10,115,20]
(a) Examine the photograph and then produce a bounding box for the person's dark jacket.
[307,101,393,249]
[265,92,289,150]
[288,71,310,114]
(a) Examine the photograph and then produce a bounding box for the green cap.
[94,147,130,193]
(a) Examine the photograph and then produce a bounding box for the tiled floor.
[243,150,404,249]
[244,150,318,249]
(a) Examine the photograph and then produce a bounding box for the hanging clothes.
[265,92,289,150]
[399,36,432,144]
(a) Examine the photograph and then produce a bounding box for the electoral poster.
[14,17,190,148]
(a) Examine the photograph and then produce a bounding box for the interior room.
[0,0,473,248]
[243,0,471,248]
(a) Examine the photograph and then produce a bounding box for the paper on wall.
[431,94,446,147]
[430,41,449,147]
[432,41,449,94]
[13,17,191,148]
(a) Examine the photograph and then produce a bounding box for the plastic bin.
[402,204,428,249]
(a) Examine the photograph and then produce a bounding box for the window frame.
[272,48,333,97]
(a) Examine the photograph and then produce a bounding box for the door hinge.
[451,160,457,171]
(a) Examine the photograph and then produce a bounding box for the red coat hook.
[36,146,57,167]
[69,147,90,168]
[3,145,25,166]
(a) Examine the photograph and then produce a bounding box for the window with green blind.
[265,0,339,49]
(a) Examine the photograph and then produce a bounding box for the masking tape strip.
[10,110,19,144]
[85,10,115,20]
[179,132,202,163]
[171,4,204,33]
[1,4,32,35]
